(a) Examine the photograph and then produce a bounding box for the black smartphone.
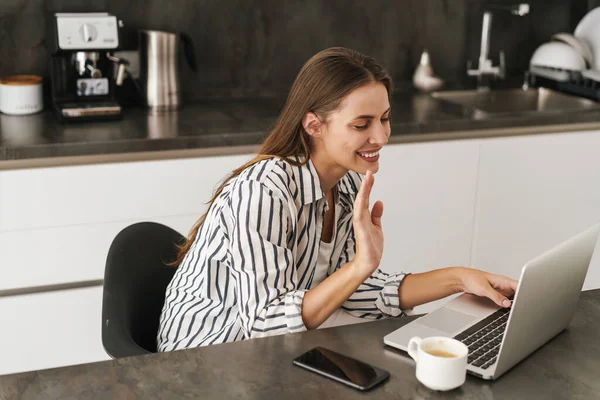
[292,347,390,391]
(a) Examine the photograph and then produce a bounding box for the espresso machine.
[46,12,124,122]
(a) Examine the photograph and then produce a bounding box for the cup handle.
[180,32,197,73]
[407,337,422,362]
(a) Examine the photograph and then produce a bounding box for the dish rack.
[529,66,600,101]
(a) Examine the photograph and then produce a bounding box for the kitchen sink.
[431,88,600,119]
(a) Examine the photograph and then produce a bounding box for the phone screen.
[293,347,390,391]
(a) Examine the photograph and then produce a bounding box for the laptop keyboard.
[453,308,511,370]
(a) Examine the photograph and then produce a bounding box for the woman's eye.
[354,123,369,131]
[381,117,390,123]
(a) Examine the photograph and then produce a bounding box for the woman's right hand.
[351,170,384,278]
[301,170,385,329]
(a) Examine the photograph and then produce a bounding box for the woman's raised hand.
[352,170,384,278]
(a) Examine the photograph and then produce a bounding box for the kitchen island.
[0,289,599,400]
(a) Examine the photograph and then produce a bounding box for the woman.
[158,47,517,352]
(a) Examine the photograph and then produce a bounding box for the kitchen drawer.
[0,285,109,376]
[0,153,252,232]
[0,214,198,292]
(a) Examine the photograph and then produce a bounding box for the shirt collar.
[292,156,362,208]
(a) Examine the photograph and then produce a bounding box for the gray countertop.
[2,92,600,169]
[1,289,598,400]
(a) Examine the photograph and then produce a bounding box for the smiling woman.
[157,47,517,352]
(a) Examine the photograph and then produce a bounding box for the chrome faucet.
[467,3,530,90]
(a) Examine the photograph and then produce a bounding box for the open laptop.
[384,222,600,380]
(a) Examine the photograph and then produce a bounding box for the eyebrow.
[351,107,391,120]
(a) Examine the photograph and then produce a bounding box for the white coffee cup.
[408,336,468,391]
[0,75,44,115]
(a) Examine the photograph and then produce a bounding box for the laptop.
[384,223,600,380]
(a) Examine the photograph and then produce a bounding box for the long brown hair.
[172,47,392,266]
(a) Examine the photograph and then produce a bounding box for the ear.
[302,112,323,138]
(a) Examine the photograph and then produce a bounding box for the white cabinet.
[372,140,480,312]
[0,153,254,375]
[472,130,600,289]
[0,154,253,291]
[374,141,479,272]
[0,154,254,231]
[0,215,202,292]
[0,286,108,376]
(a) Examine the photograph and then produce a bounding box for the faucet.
[467,3,530,90]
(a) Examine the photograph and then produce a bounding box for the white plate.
[551,33,594,68]
[574,7,600,70]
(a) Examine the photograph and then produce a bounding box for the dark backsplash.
[0,0,597,101]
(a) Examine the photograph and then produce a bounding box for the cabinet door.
[372,140,479,311]
[0,215,198,292]
[0,286,109,376]
[473,130,600,289]
[0,154,254,232]
[0,154,253,291]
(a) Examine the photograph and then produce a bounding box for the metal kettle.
[139,30,197,112]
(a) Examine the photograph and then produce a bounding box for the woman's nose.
[369,123,389,145]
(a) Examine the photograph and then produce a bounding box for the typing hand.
[459,269,518,308]
[352,170,384,277]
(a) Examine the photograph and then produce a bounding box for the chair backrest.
[102,222,183,358]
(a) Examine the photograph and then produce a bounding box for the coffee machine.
[46,12,123,122]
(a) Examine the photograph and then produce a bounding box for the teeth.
[359,151,379,158]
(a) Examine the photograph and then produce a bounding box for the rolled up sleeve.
[229,179,307,339]
[335,226,409,319]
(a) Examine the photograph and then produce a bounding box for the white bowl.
[530,41,587,71]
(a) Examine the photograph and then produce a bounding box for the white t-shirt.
[311,200,340,289]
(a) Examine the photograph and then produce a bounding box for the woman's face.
[315,82,391,176]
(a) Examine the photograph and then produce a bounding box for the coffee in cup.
[425,348,459,358]
[408,336,468,391]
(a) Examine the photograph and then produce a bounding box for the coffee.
[425,348,458,358]
[0,75,42,86]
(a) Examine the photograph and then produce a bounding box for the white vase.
[413,50,444,92]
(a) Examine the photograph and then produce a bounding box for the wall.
[0,0,595,101]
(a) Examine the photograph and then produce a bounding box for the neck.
[309,150,348,194]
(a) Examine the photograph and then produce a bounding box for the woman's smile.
[357,148,381,163]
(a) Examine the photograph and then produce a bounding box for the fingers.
[354,171,384,231]
[490,274,519,297]
[356,170,373,210]
[354,171,374,219]
[371,200,384,228]
[484,286,512,308]
[509,278,518,292]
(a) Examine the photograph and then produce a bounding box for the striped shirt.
[157,157,408,351]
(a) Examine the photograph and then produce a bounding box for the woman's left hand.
[458,268,518,308]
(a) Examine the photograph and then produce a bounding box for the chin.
[352,162,379,175]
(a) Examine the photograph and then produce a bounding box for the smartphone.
[292,347,390,391]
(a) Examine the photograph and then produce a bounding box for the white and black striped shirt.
[158,157,408,351]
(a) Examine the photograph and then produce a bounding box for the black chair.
[102,222,184,358]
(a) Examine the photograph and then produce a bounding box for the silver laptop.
[384,222,600,380]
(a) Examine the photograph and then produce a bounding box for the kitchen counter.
[2,92,600,169]
[0,288,599,399]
